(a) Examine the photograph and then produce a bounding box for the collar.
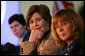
[19,30,28,42]
[59,39,79,55]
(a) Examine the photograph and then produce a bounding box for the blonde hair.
[51,9,82,48]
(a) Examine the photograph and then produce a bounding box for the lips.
[35,27,41,30]
[14,33,18,35]
[60,32,65,36]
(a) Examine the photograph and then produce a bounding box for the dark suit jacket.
[18,30,30,55]
[22,30,30,42]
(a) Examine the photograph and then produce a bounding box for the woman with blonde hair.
[51,9,84,55]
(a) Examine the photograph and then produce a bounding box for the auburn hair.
[26,4,51,28]
[51,9,82,48]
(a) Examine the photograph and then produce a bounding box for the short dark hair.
[8,14,26,26]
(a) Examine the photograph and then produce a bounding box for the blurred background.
[1,1,84,47]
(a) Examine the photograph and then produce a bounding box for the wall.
[20,1,84,19]
[20,1,54,19]
[73,1,84,13]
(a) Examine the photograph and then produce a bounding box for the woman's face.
[55,18,73,41]
[29,12,49,33]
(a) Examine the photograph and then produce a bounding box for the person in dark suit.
[8,14,30,54]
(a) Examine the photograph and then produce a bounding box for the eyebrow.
[29,17,41,21]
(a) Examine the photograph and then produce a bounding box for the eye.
[62,22,67,25]
[11,26,13,29]
[15,24,19,27]
[36,18,41,22]
[29,20,33,24]
[55,25,59,28]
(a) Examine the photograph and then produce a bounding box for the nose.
[59,26,63,32]
[12,27,16,33]
[33,21,39,27]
